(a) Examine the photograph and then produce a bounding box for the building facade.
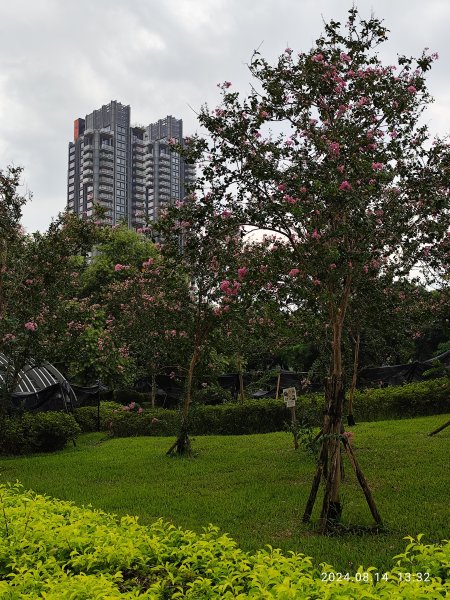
[67,101,195,228]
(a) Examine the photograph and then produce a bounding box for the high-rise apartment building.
[67,101,195,228]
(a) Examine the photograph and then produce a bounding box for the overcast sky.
[1,0,449,232]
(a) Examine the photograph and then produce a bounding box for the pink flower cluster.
[142,258,154,269]
[24,322,38,331]
[220,280,240,296]
[339,181,352,191]
[114,264,130,272]
[2,333,16,342]
[122,402,143,414]
[328,142,340,156]
[237,267,248,280]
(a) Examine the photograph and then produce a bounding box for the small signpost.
[283,386,297,407]
[283,387,298,449]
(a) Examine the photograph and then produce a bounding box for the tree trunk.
[167,345,200,456]
[303,281,382,530]
[320,373,345,529]
[151,373,156,409]
[347,331,360,426]
[0,238,6,323]
[237,353,245,403]
[304,281,350,531]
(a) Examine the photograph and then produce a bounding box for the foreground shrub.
[0,412,81,455]
[0,483,448,598]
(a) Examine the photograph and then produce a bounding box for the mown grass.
[0,414,448,572]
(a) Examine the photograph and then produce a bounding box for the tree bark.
[167,345,201,456]
[347,331,360,426]
[237,353,245,403]
[151,373,156,409]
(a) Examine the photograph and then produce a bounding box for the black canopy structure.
[0,354,77,412]
[358,349,450,388]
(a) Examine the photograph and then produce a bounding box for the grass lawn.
[0,414,448,572]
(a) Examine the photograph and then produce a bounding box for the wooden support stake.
[342,438,382,526]
[275,373,281,401]
[428,419,450,436]
[320,437,342,531]
[302,443,327,522]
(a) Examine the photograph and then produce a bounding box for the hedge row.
[352,378,450,421]
[74,378,450,438]
[0,483,448,598]
[0,412,81,455]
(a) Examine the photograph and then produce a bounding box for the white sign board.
[283,387,297,407]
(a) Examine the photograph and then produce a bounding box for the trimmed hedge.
[0,483,448,598]
[73,378,450,438]
[352,378,450,421]
[73,400,122,432]
[0,412,81,455]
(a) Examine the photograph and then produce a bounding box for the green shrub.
[77,378,450,438]
[0,417,27,455]
[73,401,121,432]
[192,383,234,405]
[352,378,450,422]
[108,408,180,437]
[0,412,81,455]
[0,483,448,598]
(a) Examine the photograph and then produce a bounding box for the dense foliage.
[0,412,80,454]
[0,484,448,598]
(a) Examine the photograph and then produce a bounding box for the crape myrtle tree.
[343,279,435,425]
[0,169,100,412]
[47,295,137,389]
[156,193,275,455]
[180,8,450,529]
[0,167,29,326]
[211,236,290,402]
[101,252,192,406]
[53,225,161,388]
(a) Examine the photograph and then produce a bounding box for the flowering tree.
[156,190,279,455]
[0,167,101,412]
[101,253,192,405]
[180,8,450,529]
[213,237,295,401]
[0,167,29,326]
[81,224,158,301]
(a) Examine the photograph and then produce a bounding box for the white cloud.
[0,0,449,232]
